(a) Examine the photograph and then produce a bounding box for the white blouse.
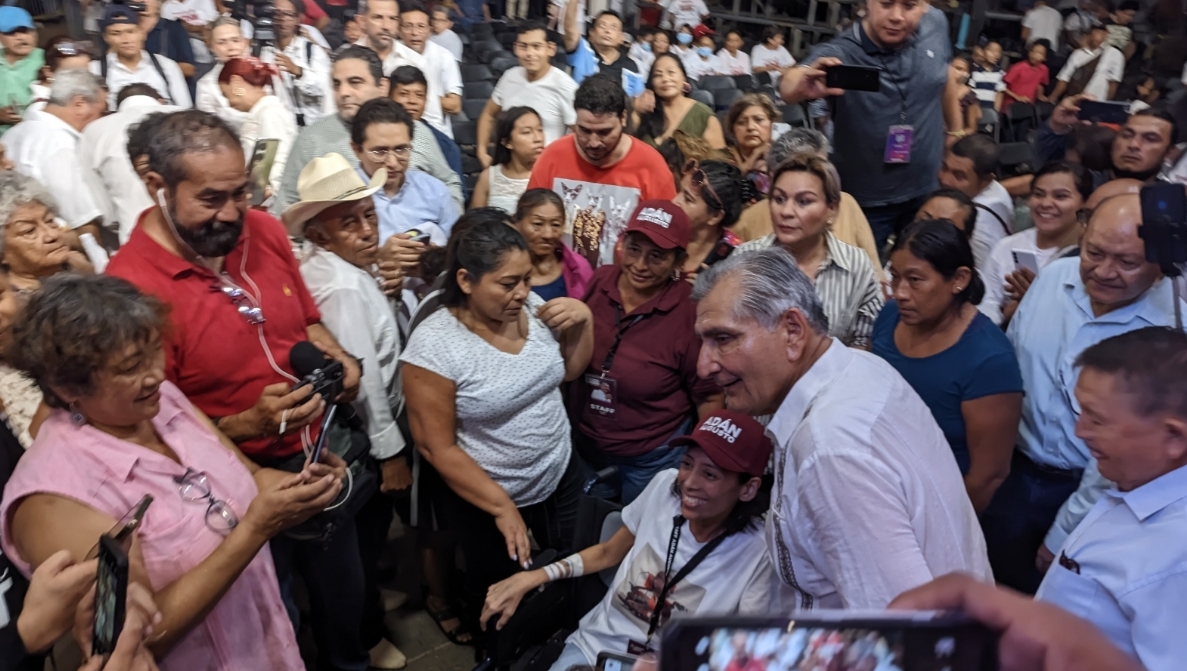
[236,94,297,195]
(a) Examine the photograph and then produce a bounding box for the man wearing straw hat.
[284,152,410,670]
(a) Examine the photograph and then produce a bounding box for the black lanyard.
[599,304,646,378]
[645,515,730,640]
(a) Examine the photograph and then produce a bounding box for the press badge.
[586,374,618,416]
[883,124,914,163]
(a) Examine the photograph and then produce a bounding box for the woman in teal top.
[631,53,724,150]
[873,219,1023,514]
[0,7,45,134]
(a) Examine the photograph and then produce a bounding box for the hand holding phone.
[1011,249,1040,275]
[1076,100,1129,125]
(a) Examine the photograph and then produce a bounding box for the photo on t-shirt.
[555,179,642,267]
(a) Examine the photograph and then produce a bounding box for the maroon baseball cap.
[672,410,773,478]
[624,200,691,251]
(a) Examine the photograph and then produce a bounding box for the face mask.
[696,46,712,57]
[677,32,692,45]
[642,42,652,52]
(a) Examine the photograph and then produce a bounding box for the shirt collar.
[766,337,849,445]
[1113,462,1187,522]
[822,232,853,274]
[27,108,81,140]
[122,212,237,281]
[356,164,399,198]
[855,19,914,55]
[1062,270,1178,326]
[107,50,151,73]
[600,266,686,315]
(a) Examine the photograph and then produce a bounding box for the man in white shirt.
[1052,24,1124,102]
[1035,327,1187,671]
[750,26,795,85]
[78,83,181,244]
[359,0,424,76]
[2,68,108,242]
[1022,0,1063,50]
[692,248,993,610]
[398,1,461,138]
[429,6,463,62]
[262,0,333,126]
[477,23,577,168]
[90,3,191,109]
[938,134,1015,272]
[663,0,708,31]
[715,29,750,76]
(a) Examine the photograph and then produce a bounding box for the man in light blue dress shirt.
[1036,326,1187,671]
[350,98,458,247]
[982,193,1186,593]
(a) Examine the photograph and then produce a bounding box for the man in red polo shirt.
[527,73,675,269]
[105,110,378,671]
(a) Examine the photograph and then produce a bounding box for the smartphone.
[661,613,998,671]
[404,228,433,244]
[1076,100,1129,125]
[596,651,638,671]
[93,535,129,657]
[701,237,737,268]
[86,495,152,560]
[824,64,882,92]
[1011,248,1040,275]
[248,138,280,206]
[1138,182,1187,268]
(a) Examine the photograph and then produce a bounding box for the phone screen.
[93,535,129,657]
[662,616,997,671]
[824,65,882,92]
[248,139,280,206]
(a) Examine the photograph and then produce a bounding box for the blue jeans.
[576,420,692,504]
[979,451,1082,594]
[548,642,593,671]
[861,194,930,256]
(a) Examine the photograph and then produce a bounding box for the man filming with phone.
[779,0,964,252]
[105,110,382,671]
[1038,95,1177,184]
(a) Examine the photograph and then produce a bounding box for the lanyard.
[873,36,917,124]
[599,304,646,378]
[645,515,730,640]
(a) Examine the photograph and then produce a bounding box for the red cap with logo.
[624,200,691,251]
[691,24,716,39]
[672,410,773,478]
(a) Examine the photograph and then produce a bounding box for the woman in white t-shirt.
[481,410,775,671]
[401,214,595,619]
[197,18,252,131]
[750,26,795,83]
[715,30,751,76]
[219,57,297,198]
[984,160,1090,327]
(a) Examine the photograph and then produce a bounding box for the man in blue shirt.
[139,0,196,81]
[1036,326,1187,671]
[982,192,1185,593]
[350,98,458,263]
[779,0,963,251]
[561,0,638,88]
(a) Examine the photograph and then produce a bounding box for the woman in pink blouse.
[0,275,345,671]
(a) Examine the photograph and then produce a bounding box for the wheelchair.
[473,467,626,671]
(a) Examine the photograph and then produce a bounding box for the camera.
[226,0,276,51]
[293,358,345,403]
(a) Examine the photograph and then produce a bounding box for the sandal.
[425,596,475,646]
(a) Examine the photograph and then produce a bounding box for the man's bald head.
[1080,193,1162,315]
[1086,178,1143,211]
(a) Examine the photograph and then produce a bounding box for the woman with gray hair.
[735,153,883,349]
[0,172,92,299]
[731,129,881,275]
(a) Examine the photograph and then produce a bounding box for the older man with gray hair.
[1,69,108,244]
[692,247,993,610]
[731,128,880,273]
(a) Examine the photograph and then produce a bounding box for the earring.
[955,286,963,292]
[69,402,85,426]
[234,87,245,97]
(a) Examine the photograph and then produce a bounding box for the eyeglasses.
[174,468,240,533]
[219,284,266,325]
[683,159,723,212]
[366,146,412,160]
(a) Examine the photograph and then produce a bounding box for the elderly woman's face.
[4,200,69,277]
[72,335,167,428]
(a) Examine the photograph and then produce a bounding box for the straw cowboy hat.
[281,153,386,237]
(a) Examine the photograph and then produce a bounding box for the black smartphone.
[661,613,998,671]
[404,228,433,244]
[1076,100,1129,125]
[824,64,882,92]
[701,237,736,268]
[596,651,638,671]
[86,495,152,561]
[1138,182,1187,268]
[93,534,129,657]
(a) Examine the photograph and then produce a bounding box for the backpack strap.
[974,202,1012,235]
[145,51,176,104]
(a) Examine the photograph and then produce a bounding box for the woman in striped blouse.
[735,153,883,348]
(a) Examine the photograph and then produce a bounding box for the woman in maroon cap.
[482,410,774,671]
[568,200,723,504]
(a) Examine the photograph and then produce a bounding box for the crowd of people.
[0,0,1186,670]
